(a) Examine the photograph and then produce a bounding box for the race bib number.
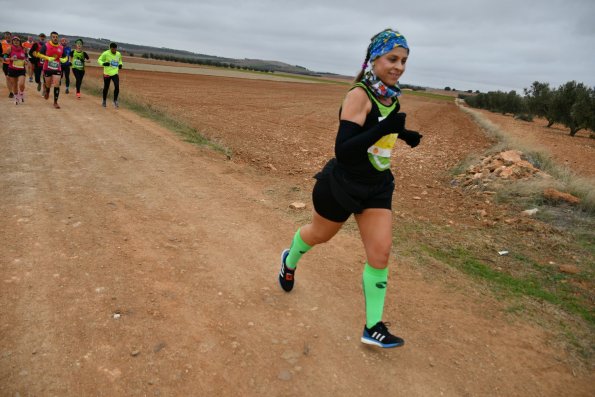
[13,59,25,69]
[48,60,59,70]
[73,59,83,68]
[110,59,119,67]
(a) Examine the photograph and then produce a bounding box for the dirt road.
[1,86,591,396]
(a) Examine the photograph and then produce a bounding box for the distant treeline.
[401,84,427,91]
[461,81,595,137]
[141,52,277,73]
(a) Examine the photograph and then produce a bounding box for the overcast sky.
[2,0,594,92]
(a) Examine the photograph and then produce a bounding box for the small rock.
[476,209,488,217]
[153,342,166,353]
[266,163,277,171]
[543,188,581,205]
[499,150,523,165]
[412,196,422,200]
[558,265,580,275]
[289,202,306,210]
[498,251,509,256]
[521,208,539,217]
[131,350,140,357]
[277,370,292,381]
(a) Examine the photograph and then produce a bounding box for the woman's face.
[372,46,408,87]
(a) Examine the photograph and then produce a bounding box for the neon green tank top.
[354,82,399,171]
[71,50,86,70]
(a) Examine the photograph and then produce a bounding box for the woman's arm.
[335,88,406,162]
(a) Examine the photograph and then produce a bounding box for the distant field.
[402,89,454,101]
[87,52,350,85]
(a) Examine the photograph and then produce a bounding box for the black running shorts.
[312,161,394,223]
[44,70,62,77]
[7,69,26,78]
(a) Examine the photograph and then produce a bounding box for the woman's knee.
[366,243,392,267]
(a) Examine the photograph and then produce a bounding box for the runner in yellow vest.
[97,42,123,108]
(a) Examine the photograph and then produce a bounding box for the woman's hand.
[379,111,406,135]
[398,129,423,147]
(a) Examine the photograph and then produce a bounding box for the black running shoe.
[361,322,404,348]
[8,92,14,98]
[278,249,295,292]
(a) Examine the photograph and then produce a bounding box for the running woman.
[277,29,423,349]
[37,31,65,109]
[2,31,14,97]
[29,33,46,92]
[22,36,34,82]
[97,42,123,108]
[69,39,89,98]
[7,36,27,104]
[59,37,71,93]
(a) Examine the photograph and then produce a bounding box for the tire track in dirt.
[1,87,591,396]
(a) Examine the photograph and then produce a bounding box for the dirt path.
[0,88,591,396]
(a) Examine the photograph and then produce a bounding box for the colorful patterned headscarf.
[362,29,409,100]
[369,29,409,62]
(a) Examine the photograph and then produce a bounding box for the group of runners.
[2,30,123,109]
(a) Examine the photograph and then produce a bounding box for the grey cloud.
[1,0,594,91]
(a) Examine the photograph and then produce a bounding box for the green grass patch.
[84,82,230,156]
[505,303,526,314]
[421,245,594,325]
[270,72,351,85]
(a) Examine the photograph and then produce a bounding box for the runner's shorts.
[44,70,62,77]
[7,69,26,78]
[312,159,394,223]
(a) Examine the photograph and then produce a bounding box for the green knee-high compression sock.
[285,228,312,269]
[362,262,389,328]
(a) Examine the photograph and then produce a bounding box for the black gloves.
[379,111,406,135]
[118,64,122,69]
[102,62,110,66]
[398,129,423,148]
[380,112,424,147]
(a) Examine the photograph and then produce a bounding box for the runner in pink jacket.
[7,36,27,104]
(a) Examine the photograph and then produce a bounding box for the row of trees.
[140,53,276,73]
[463,81,594,136]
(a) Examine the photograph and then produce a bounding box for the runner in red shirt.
[37,31,65,109]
